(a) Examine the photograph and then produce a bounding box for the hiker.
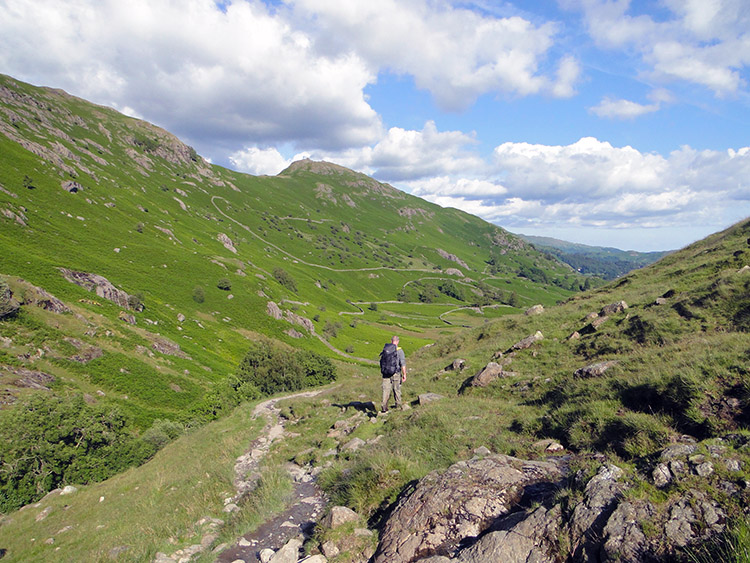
[380,335,406,413]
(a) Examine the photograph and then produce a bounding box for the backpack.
[380,343,399,376]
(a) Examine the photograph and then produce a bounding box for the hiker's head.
[391,335,399,345]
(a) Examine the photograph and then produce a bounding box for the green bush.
[235,340,336,397]
[192,285,205,303]
[273,267,298,293]
[217,278,231,291]
[0,395,148,512]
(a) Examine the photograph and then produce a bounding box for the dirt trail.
[215,389,329,563]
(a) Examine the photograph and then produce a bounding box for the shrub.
[192,286,205,303]
[235,340,336,396]
[273,267,298,293]
[217,278,231,291]
[127,292,145,311]
[0,395,147,511]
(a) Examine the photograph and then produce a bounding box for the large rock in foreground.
[374,454,565,563]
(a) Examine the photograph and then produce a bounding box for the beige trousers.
[381,374,402,410]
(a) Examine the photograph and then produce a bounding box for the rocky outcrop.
[374,454,565,562]
[267,301,283,320]
[390,437,743,562]
[217,232,236,253]
[22,284,70,313]
[59,269,132,309]
[601,300,628,316]
[4,367,55,390]
[152,337,191,359]
[468,362,503,388]
[525,304,544,316]
[437,249,468,269]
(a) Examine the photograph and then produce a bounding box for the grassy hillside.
[0,218,746,561]
[521,234,670,279]
[0,73,591,511]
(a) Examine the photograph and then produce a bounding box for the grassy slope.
[0,73,581,431]
[0,219,745,562]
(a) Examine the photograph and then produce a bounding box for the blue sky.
[2,0,750,251]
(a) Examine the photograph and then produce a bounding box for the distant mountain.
[519,234,671,279]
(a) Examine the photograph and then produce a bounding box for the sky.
[2,0,750,251]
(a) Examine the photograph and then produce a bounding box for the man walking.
[380,335,406,413]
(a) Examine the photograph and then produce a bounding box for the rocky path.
[215,390,328,563]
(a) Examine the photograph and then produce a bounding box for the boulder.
[418,393,445,405]
[269,537,302,563]
[470,362,503,388]
[119,311,136,325]
[600,500,656,561]
[217,233,237,253]
[600,300,628,316]
[445,359,466,371]
[525,304,544,316]
[61,180,83,192]
[321,506,360,529]
[574,360,617,378]
[341,438,365,452]
[509,331,543,352]
[374,454,564,563]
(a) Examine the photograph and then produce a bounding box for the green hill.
[0,73,586,509]
[0,73,749,562]
[520,234,671,279]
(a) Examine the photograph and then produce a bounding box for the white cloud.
[229,147,297,176]
[0,0,383,153]
[391,137,750,240]
[566,0,750,96]
[288,0,581,109]
[589,97,660,119]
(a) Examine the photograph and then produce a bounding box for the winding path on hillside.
[216,388,330,563]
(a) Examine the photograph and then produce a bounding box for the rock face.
[601,300,628,316]
[22,284,70,313]
[374,454,565,563]
[59,268,132,308]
